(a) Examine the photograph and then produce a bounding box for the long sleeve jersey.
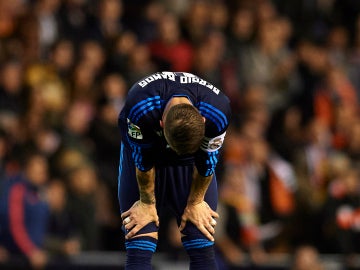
[119,71,231,177]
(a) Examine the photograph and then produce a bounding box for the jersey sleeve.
[126,119,155,172]
[124,85,161,172]
[195,94,231,177]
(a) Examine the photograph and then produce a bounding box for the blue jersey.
[119,72,231,177]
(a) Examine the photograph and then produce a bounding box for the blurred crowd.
[0,0,360,269]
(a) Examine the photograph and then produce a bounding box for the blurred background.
[0,0,360,269]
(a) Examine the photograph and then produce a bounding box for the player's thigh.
[204,173,218,211]
[160,165,218,220]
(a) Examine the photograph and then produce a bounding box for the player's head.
[163,103,205,155]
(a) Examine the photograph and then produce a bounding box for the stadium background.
[0,0,360,269]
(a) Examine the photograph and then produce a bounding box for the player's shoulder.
[196,82,231,114]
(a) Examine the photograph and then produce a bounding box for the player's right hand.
[121,200,159,239]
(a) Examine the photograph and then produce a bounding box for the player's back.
[119,71,231,168]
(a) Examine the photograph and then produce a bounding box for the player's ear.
[202,117,206,123]
[160,120,164,128]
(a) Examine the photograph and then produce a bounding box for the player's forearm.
[187,167,213,205]
[136,167,156,204]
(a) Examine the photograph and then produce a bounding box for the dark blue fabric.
[183,242,217,270]
[122,222,158,236]
[125,236,157,270]
[118,72,228,269]
[136,222,158,235]
[118,141,218,222]
[118,71,231,173]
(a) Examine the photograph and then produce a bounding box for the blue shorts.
[117,141,218,226]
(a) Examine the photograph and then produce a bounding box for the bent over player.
[118,72,231,269]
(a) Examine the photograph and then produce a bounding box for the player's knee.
[180,221,210,240]
[180,222,214,251]
[123,221,159,239]
[125,223,159,257]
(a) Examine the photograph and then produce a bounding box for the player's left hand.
[179,201,219,241]
[121,200,159,239]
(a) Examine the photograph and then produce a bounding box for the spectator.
[132,1,165,43]
[33,0,61,58]
[266,105,304,164]
[239,16,297,112]
[292,118,333,248]
[88,73,127,250]
[48,39,75,80]
[322,167,360,255]
[44,179,81,258]
[57,100,95,166]
[66,165,99,250]
[56,0,91,43]
[148,11,193,72]
[108,30,138,74]
[0,59,25,117]
[79,40,106,75]
[326,25,350,68]
[0,1,28,40]
[226,7,255,58]
[208,1,229,32]
[125,43,157,85]
[0,152,50,269]
[182,0,211,44]
[96,0,125,44]
[90,73,125,187]
[314,67,358,132]
[216,120,297,268]
[242,137,296,252]
[191,30,226,87]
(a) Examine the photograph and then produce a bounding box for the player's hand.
[121,200,159,239]
[179,201,219,241]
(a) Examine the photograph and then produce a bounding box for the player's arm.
[179,167,219,241]
[180,130,228,240]
[136,167,156,205]
[121,166,159,239]
[121,115,159,239]
[180,87,231,240]
[187,167,212,206]
[126,118,156,205]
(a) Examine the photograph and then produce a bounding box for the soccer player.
[118,71,231,269]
